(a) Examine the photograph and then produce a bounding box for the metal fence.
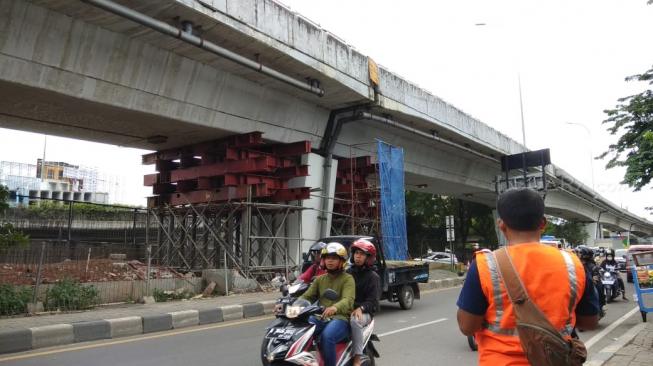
[0,198,204,316]
[0,241,201,316]
[4,198,150,245]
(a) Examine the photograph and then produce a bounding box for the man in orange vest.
[456,188,599,365]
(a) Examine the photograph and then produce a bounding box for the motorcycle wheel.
[606,287,613,303]
[398,285,414,310]
[467,335,478,351]
[364,346,377,366]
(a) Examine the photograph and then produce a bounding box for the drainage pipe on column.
[82,0,325,97]
[341,111,500,164]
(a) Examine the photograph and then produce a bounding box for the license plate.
[266,328,295,340]
[603,280,615,285]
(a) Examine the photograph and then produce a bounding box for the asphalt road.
[0,281,643,366]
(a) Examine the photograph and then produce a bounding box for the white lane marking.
[584,307,639,349]
[378,318,447,337]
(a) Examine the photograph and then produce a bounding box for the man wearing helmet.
[575,245,606,317]
[297,241,327,283]
[299,242,355,366]
[600,248,628,300]
[348,239,381,366]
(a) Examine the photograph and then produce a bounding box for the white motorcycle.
[601,265,623,303]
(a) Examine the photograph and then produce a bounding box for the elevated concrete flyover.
[1,0,651,238]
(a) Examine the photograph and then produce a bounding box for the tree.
[405,191,498,257]
[0,185,29,249]
[543,218,589,246]
[599,65,653,194]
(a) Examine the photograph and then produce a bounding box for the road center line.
[378,318,448,337]
[584,306,639,349]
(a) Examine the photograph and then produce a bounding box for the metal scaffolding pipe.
[82,0,325,97]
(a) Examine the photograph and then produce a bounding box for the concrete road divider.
[221,304,244,322]
[242,303,264,318]
[73,320,111,342]
[0,329,31,354]
[31,324,74,349]
[142,314,172,334]
[198,308,223,324]
[107,316,143,338]
[261,300,277,315]
[170,310,199,329]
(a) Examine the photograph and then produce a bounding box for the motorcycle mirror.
[323,289,338,301]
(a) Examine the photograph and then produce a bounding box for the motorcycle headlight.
[285,305,304,319]
[603,272,610,279]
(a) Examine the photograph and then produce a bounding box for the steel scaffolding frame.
[148,197,303,284]
[330,143,381,237]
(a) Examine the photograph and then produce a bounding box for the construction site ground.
[0,258,184,285]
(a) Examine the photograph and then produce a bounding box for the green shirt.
[299,271,355,321]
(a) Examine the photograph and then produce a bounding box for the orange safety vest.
[475,243,586,366]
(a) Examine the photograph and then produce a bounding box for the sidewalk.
[587,321,653,366]
[602,322,653,366]
[0,270,464,355]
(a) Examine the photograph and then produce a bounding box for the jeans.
[309,316,350,366]
[350,313,372,356]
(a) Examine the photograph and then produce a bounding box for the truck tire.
[398,285,414,310]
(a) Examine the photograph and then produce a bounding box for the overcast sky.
[1,0,652,217]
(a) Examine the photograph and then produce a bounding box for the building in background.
[0,160,122,205]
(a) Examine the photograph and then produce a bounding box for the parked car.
[626,245,653,282]
[418,252,458,265]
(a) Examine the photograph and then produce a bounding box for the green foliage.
[152,288,192,302]
[0,185,29,249]
[13,201,138,220]
[0,222,30,249]
[405,191,498,257]
[0,284,32,316]
[44,279,99,311]
[543,219,589,245]
[599,65,653,192]
[0,185,9,212]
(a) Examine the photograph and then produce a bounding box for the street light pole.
[518,74,527,148]
[564,122,595,191]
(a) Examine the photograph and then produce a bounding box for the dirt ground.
[0,259,183,285]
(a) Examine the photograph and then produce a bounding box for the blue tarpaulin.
[377,140,408,260]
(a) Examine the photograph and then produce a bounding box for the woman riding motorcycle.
[600,248,628,301]
[298,241,327,283]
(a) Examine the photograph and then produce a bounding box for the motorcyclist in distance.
[297,241,327,283]
[576,245,606,316]
[600,248,628,301]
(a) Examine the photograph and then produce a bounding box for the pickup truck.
[301,235,429,310]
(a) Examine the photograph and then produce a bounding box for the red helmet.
[351,239,377,267]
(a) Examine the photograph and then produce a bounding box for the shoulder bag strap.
[494,247,561,335]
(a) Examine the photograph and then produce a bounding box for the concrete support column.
[287,153,338,266]
[582,223,598,246]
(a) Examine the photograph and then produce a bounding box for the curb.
[585,323,648,366]
[0,277,464,355]
[418,277,464,291]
